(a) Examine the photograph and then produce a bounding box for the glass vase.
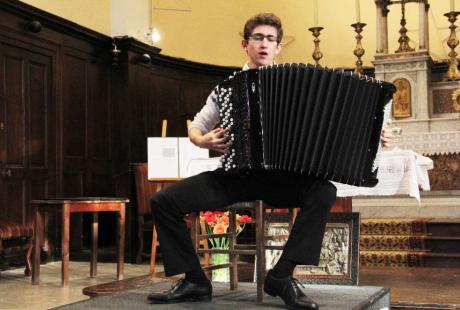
[211,249,230,282]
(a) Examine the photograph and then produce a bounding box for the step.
[360,218,428,236]
[422,252,460,268]
[360,218,460,236]
[425,236,460,253]
[78,281,391,310]
[427,219,460,237]
[360,235,427,251]
[352,191,460,219]
[361,251,460,268]
[360,235,460,253]
[360,250,426,267]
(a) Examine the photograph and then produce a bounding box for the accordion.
[216,63,396,187]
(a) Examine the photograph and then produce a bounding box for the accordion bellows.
[217,63,395,187]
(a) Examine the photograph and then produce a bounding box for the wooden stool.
[30,197,129,287]
[191,201,296,302]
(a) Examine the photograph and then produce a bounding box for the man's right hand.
[189,127,230,154]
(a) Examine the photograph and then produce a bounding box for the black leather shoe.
[264,269,319,309]
[147,278,212,304]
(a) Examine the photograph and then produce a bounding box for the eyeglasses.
[248,33,279,43]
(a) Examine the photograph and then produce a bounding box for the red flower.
[203,211,217,226]
[238,215,252,223]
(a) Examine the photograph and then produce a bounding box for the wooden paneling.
[0,38,55,224]
[62,50,87,159]
[88,61,110,160]
[4,51,25,166]
[0,0,239,261]
[0,0,112,258]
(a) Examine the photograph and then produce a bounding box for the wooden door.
[0,39,56,224]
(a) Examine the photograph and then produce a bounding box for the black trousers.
[150,168,337,277]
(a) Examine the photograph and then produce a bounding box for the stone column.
[376,0,383,53]
[382,3,389,54]
[419,1,429,51]
[424,3,430,52]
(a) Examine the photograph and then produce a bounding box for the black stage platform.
[54,281,389,310]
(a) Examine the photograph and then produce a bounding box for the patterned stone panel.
[429,154,460,190]
[432,89,458,114]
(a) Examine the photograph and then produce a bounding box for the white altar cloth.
[334,149,433,202]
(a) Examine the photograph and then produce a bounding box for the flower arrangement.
[200,211,252,249]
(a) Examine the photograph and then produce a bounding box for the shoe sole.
[148,295,212,304]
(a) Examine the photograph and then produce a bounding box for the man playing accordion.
[148,13,393,309]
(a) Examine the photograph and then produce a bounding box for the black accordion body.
[216,63,395,187]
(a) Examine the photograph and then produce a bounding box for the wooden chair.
[190,202,296,302]
[0,221,34,276]
[132,162,210,274]
[132,163,165,273]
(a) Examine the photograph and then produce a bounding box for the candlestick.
[308,26,324,65]
[356,0,361,22]
[314,0,319,27]
[395,1,415,53]
[443,11,460,81]
[351,22,366,74]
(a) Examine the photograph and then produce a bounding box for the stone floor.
[2,261,460,309]
[0,261,161,310]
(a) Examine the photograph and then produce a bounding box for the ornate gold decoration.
[451,89,460,111]
[351,22,366,74]
[432,89,459,114]
[395,1,415,53]
[444,11,460,81]
[428,153,460,191]
[308,26,324,65]
[392,78,412,118]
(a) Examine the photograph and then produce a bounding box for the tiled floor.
[0,261,162,310]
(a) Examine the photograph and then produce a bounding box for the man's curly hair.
[243,13,283,43]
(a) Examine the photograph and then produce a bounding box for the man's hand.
[189,127,231,154]
[380,119,393,148]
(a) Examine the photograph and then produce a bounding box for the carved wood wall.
[0,0,236,261]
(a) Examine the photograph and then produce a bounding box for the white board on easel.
[147,137,179,180]
[178,137,209,178]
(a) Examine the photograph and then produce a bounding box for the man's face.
[242,25,282,68]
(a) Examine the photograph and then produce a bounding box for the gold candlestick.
[308,26,324,65]
[395,1,415,53]
[351,22,366,74]
[444,11,460,81]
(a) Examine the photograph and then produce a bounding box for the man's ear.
[275,43,282,54]
[241,39,248,51]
